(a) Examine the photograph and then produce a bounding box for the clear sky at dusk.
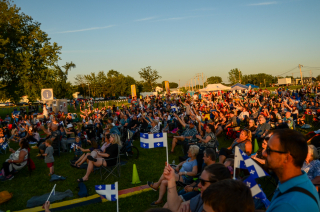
[14,0,320,85]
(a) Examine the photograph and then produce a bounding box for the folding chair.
[99,148,121,180]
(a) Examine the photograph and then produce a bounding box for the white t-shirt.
[43,106,48,117]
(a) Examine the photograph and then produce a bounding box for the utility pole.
[292,73,294,85]
[87,83,90,99]
[310,70,312,78]
[202,73,204,88]
[191,79,193,91]
[299,64,303,85]
[179,79,180,89]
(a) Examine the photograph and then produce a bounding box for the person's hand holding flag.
[163,163,175,183]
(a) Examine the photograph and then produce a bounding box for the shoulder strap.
[276,187,318,206]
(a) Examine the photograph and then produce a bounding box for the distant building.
[295,77,316,84]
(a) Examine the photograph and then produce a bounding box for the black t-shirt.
[104,144,118,166]
[50,130,61,148]
[128,119,139,129]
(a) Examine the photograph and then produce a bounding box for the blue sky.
[14,0,320,85]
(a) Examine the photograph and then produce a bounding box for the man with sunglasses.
[263,129,320,212]
[163,163,231,212]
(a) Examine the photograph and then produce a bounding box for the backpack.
[28,158,36,171]
[78,182,88,197]
[0,191,13,204]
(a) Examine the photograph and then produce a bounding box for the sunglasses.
[266,146,287,155]
[199,177,217,186]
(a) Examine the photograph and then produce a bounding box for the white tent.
[200,83,231,92]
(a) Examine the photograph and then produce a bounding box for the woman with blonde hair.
[302,145,320,184]
[77,133,121,182]
[147,145,199,206]
[218,129,252,163]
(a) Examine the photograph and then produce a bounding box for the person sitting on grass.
[147,145,199,206]
[302,144,320,184]
[41,139,54,176]
[0,139,29,181]
[202,179,255,212]
[218,129,252,163]
[77,133,121,182]
[38,123,61,157]
[72,136,82,159]
[71,138,101,168]
[170,114,197,154]
[178,148,216,202]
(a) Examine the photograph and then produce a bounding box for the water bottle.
[172,160,175,165]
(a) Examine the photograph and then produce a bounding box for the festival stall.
[231,83,249,90]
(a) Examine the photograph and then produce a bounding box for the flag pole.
[166,133,169,167]
[116,182,119,212]
[46,184,56,202]
[233,147,238,180]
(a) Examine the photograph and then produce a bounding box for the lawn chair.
[99,148,121,180]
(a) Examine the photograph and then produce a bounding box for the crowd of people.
[1,84,320,211]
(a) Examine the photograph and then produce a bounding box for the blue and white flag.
[234,146,269,179]
[95,182,118,201]
[170,104,178,112]
[59,121,64,126]
[140,132,167,149]
[1,142,8,150]
[243,175,270,208]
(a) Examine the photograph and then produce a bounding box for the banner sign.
[165,81,170,94]
[131,85,137,98]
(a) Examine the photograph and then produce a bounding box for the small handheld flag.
[95,182,119,211]
[46,184,56,202]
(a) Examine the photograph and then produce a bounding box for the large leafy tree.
[138,66,161,92]
[228,68,242,85]
[0,0,62,102]
[206,76,222,84]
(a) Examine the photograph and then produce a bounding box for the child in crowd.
[42,139,54,175]
[73,136,82,158]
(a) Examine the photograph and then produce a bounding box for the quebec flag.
[1,142,8,150]
[140,132,168,149]
[243,175,271,208]
[234,146,270,208]
[170,104,178,112]
[95,182,118,201]
[234,146,269,179]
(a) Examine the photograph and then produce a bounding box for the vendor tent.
[231,83,249,90]
[245,84,259,89]
[200,83,231,92]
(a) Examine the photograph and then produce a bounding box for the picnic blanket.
[26,189,73,208]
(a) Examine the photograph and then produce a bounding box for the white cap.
[67,124,73,128]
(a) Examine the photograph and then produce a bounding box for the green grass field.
[0,128,234,212]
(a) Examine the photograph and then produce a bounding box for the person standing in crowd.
[263,129,320,212]
[42,139,54,175]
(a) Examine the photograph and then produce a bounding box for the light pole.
[87,83,90,99]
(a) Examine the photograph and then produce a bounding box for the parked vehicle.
[17,102,28,106]
[0,103,6,107]
[118,96,127,100]
[5,102,15,106]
